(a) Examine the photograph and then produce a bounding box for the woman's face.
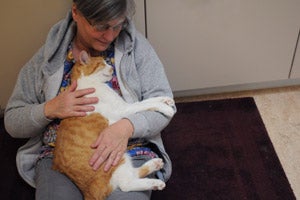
[72,4,125,52]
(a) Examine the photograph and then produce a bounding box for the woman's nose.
[102,29,116,42]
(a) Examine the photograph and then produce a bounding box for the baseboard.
[173,78,300,98]
[0,106,4,119]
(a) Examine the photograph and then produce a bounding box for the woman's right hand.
[44,80,98,120]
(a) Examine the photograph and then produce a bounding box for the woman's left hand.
[89,118,134,172]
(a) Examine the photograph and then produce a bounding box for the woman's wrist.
[44,101,55,120]
[119,118,134,138]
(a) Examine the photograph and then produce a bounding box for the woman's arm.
[126,32,176,139]
[4,51,51,138]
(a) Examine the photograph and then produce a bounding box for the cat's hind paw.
[151,180,166,191]
[145,158,164,172]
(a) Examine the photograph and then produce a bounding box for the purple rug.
[152,97,295,200]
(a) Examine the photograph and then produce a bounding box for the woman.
[4,0,175,199]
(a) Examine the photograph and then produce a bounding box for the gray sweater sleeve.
[123,32,176,139]
[4,48,52,138]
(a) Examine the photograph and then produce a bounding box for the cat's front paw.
[143,96,175,117]
[163,97,175,107]
[147,96,175,106]
[153,96,175,107]
[159,104,175,117]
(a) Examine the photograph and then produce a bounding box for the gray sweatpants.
[35,157,152,200]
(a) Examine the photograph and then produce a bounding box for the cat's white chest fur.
[76,62,175,124]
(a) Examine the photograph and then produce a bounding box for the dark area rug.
[0,120,35,199]
[0,97,296,200]
[152,97,295,200]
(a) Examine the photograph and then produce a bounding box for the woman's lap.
[35,157,152,200]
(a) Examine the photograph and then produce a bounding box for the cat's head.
[71,51,113,83]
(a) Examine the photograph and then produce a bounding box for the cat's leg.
[147,102,175,117]
[118,158,165,191]
[114,96,175,119]
[127,99,175,117]
[112,157,166,192]
[141,96,175,107]
[119,178,166,192]
[140,96,175,117]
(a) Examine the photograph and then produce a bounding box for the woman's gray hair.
[73,0,135,23]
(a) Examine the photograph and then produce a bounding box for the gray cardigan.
[4,11,175,187]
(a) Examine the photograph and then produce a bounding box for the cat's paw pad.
[151,180,166,191]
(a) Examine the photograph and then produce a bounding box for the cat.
[52,50,176,200]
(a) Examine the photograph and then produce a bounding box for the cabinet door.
[290,30,300,78]
[146,0,300,92]
[133,0,146,36]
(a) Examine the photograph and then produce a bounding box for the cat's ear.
[79,50,90,65]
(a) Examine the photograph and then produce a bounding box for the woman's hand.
[89,118,134,172]
[44,80,98,119]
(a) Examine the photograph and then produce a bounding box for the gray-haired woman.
[4,0,175,199]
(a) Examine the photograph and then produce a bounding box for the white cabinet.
[133,0,146,36]
[290,31,300,78]
[145,0,300,92]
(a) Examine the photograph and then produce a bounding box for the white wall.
[0,1,72,107]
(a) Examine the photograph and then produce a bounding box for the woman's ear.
[72,3,79,22]
[79,51,90,65]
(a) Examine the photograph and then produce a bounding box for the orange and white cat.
[52,51,175,200]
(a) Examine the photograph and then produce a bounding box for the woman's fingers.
[90,145,110,170]
[91,147,125,172]
[74,87,95,98]
[89,141,126,172]
[89,119,133,171]
[113,151,124,166]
